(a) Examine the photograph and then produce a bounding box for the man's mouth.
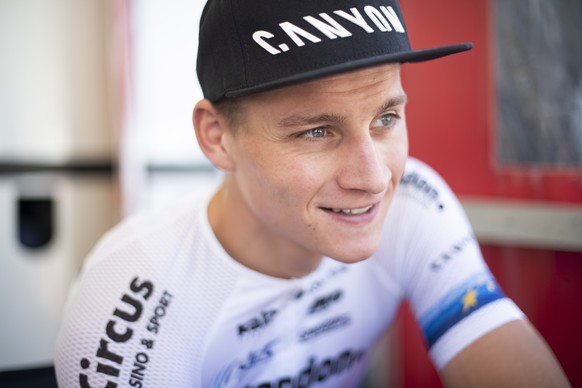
[324,205,374,215]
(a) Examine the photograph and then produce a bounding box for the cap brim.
[225,42,473,99]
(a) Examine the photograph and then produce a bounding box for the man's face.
[220,63,408,267]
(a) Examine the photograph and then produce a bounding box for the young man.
[56,0,569,386]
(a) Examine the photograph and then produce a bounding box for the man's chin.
[325,242,380,264]
[331,255,372,265]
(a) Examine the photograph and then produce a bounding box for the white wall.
[128,0,220,213]
[131,0,207,167]
[0,175,118,371]
[0,0,119,371]
[0,0,112,164]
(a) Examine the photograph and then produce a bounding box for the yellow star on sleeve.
[462,289,478,312]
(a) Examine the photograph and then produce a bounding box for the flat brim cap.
[197,0,472,102]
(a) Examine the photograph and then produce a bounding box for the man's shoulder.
[55,193,224,388]
[401,157,449,190]
[394,157,453,213]
[82,193,210,272]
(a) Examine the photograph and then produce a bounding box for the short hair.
[213,97,248,132]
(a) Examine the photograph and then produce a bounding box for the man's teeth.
[330,205,373,215]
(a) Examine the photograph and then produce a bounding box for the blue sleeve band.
[420,272,505,348]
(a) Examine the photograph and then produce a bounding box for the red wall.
[394,0,582,386]
[401,0,582,204]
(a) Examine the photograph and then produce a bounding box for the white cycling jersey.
[55,158,523,388]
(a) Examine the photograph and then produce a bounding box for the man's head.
[194,63,407,276]
[193,0,471,277]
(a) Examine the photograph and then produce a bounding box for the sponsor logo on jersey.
[78,277,153,388]
[299,315,351,342]
[212,340,279,388]
[308,290,343,315]
[146,290,173,334]
[236,267,347,338]
[400,170,445,211]
[252,5,405,56]
[294,265,348,301]
[244,348,366,388]
[78,277,174,388]
[430,234,476,272]
[238,309,278,338]
[420,272,505,348]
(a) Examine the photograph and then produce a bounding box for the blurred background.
[0,0,580,387]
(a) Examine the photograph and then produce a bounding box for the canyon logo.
[252,5,405,56]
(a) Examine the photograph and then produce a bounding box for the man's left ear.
[192,99,235,172]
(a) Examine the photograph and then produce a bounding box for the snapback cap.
[197,0,473,102]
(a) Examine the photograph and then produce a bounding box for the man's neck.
[207,182,323,279]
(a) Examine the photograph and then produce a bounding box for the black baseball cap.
[197,0,472,102]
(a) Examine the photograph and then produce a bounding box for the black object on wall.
[18,198,54,249]
[0,366,58,388]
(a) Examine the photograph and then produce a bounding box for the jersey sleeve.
[53,202,218,388]
[54,235,169,387]
[388,158,524,369]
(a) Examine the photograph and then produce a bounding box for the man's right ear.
[193,99,235,172]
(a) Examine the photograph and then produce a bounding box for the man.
[56,0,569,386]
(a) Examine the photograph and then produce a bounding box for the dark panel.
[495,0,582,166]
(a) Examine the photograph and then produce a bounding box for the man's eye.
[376,114,398,128]
[301,127,327,139]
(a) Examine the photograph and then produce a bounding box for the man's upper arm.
[441,319,570,387]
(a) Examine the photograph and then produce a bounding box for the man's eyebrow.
[375,94,408,116]
[277,94,408,128]
[277,113,346,128]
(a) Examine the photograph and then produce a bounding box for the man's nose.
[336,134,390,194]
